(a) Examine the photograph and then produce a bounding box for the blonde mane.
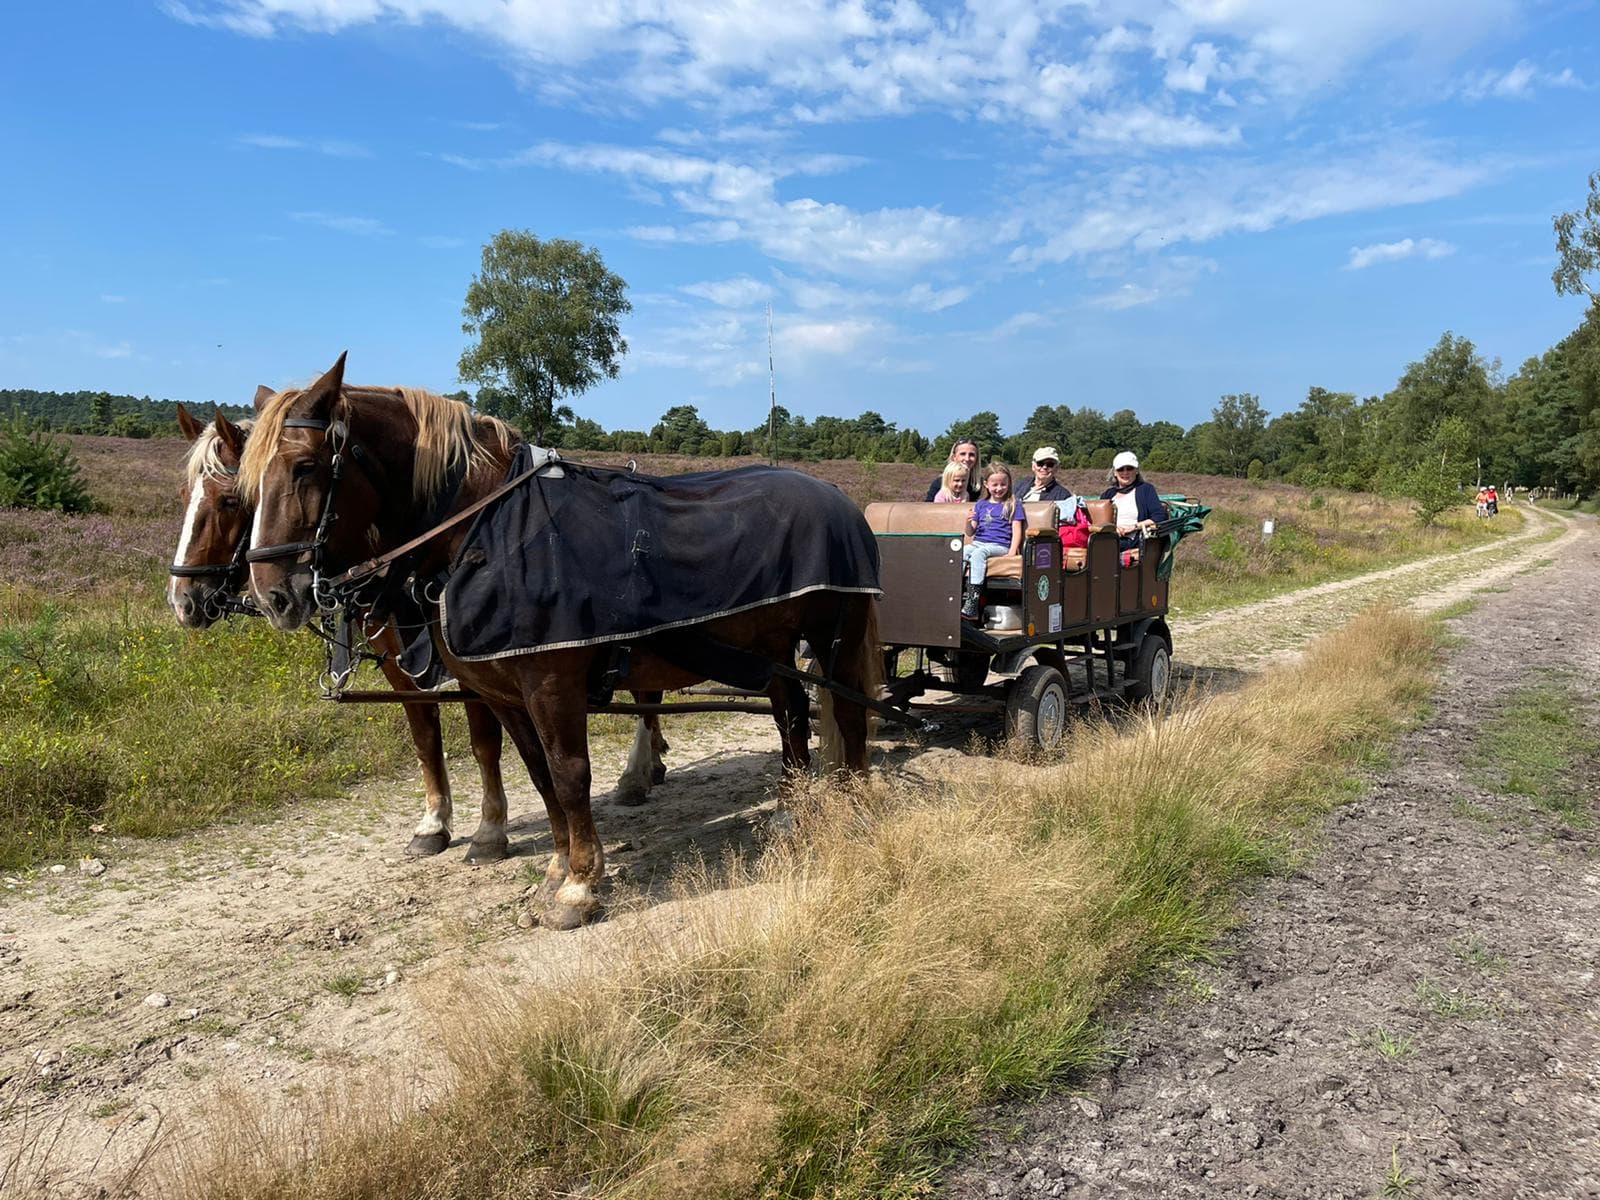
[240,384,514,505]
[183,418,253,486]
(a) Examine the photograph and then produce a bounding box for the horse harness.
[167,459,259,619]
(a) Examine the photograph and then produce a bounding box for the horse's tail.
[816,596,882,773]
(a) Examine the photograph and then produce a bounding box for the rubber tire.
[1124,635,1172,705]
[1006,663,1069,750]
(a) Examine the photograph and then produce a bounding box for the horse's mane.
[183,418,253,486]
[240,384,515,505]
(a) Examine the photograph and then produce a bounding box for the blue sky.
[2,1,1596,438]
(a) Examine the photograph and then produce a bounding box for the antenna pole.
[766,303,777,466]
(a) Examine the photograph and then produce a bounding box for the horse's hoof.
[650,765,668,785]
[614,786,650,808]
[465,838,509,865]
[531,878,563,908]
[406,831,450,857]
[541,901,599,931]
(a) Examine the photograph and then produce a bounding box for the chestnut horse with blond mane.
[241,355,881,930]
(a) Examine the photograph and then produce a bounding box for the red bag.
[1058,504,1090,551]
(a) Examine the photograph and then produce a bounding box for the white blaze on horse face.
[248,501,274,604]
[168,482,206,614]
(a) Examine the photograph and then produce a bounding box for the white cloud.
[100,294,127,304]
[289,211,394,236]
[238,132,372,158]
[1015,144,1493,266]
[981,311,1052,341]
[904,282,971,312]
[1093,283,1161,310]
[1164,41,1220,93]
[1076,106,1241,148]
[1344,237,1456,270]
[681,277,774,308]
[1460,59,1586,100]
[465,141,975,276]
[783,319,878,356]
[171,0,1522,130]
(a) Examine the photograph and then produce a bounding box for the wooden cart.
[864,497,1201,749]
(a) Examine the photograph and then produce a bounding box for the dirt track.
[942,506,1600,1199]
[0,504,1579,1195]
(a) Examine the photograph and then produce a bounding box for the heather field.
[0,435,1524,870]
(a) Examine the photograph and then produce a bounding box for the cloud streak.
[1344,237,1456,270]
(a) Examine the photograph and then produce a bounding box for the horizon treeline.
[9,302,1598,495]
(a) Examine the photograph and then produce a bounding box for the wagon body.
[864,498,1194,748]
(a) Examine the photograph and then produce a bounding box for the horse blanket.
[439,450,881,661]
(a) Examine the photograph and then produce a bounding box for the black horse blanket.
[439,450,881,661]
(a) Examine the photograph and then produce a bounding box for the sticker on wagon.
[1048,603,1062,633]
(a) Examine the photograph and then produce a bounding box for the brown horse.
[169,403,655,862]
[241,354,881,930]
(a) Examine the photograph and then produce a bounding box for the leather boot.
[961,583,981,622]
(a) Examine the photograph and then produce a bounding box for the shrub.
[0,410,96,513]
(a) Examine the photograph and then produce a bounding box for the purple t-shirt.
[971,498,1023,548]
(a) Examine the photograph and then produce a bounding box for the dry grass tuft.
[143,607,1438,1200]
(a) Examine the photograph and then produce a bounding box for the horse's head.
[169,403,252,628]
[241,353,391,631]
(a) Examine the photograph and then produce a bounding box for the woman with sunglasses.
[1100,451,1167,550]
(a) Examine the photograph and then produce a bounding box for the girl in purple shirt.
[962,464,1024,620]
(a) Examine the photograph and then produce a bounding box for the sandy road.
[0,504,1573,1196]
[942,506,1599,1200]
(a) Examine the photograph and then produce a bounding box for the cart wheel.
[1124,635,1172,705]
[1006,663,1069,750]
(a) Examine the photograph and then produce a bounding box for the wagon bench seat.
[861,501,1060,582]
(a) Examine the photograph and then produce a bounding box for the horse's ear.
[253,385,274,413]
[214,410,245,459]
[302,352,348,420]
[176,403,204,443]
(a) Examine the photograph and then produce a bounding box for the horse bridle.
[243,416,371,612]
[167,461,259,618]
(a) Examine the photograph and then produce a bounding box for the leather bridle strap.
[245,417,348,565]
[170,464,250,579]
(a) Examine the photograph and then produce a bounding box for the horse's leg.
[526,690,602,931]
[372,634,454,857]
[648,714,669,785]
[461,702,510,864]
[487,703,571,906]
[767,675,811,773]
[615,694,669,805]
[811,599,881,775]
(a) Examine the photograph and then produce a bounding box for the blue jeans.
[963,540,1009,585]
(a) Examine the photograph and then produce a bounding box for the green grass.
[0,597,424,871]
[1172,502,1528,616]
[1414,975,1492,1020]
[323,974,363,999]
[1365,1026,1416,1059]
[1470,676,1598,825]
[1381,1145,1420,1197]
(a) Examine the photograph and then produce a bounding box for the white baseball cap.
[1032,446,1060,465]
[1112,451,1139,470]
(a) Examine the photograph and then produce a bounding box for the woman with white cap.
[1100,451,1167,550]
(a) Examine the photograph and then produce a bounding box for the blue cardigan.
[1100,481,1167,547]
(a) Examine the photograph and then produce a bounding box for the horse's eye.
[292,460,317,481]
